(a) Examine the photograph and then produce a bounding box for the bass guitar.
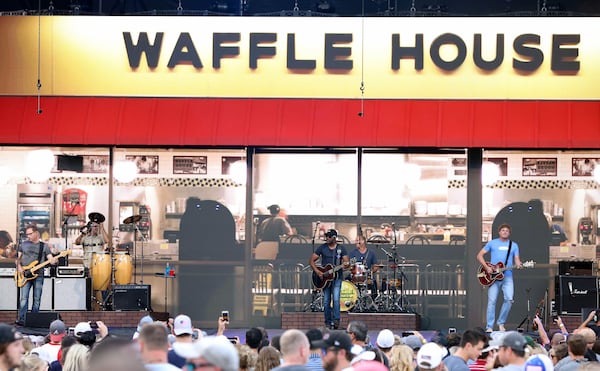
[15,250,71,288]
[477,260,535,287]
[312,258,356,289]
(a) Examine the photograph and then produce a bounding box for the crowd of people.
[1,310,599,371]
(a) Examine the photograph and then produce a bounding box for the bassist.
[476,223,523,332]
[15,224,57,326]
[309,229,349,330]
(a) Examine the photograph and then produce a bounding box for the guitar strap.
[504,240,512,266]
[36,242,44,265]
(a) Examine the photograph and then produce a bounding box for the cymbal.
[123,215,142,224]
[88,212,105,224]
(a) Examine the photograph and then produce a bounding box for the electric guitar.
[312,258,356,289]
[14,250,71,288]
[477,260,535,287]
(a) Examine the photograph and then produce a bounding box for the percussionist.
[75,212,110,268]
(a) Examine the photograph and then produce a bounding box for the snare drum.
[91,253,111,291]
[114,252,133,285]
[334,280,358,312]
[351,263,368,283]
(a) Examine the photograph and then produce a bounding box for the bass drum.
[91,253,111,291]
[330,280,358,312]
[114,252,133,285]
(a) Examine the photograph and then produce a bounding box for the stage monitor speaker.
[558,261,593,276]
[0,277,18,310]
[25,312,60,328]
[555,275,599,315]
[113,284,151,311]
[54,278,90,310]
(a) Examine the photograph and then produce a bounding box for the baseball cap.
[49,319,66,342]
[500,331,527,352]
[267,204,280,214]
[324,229,338,238]
[524,354,553,371]
[311,330,352,352]
[136,315,154,333]
[402,335,423,350]
[0,323,23,344]
[416,342,447,369]
[173,336,239,371]
[481,339,501,353]
[174,314,193,336]
[350,345,376,364]
[305,328,323,350]
[377,329,395,348]
[74,322,92,336]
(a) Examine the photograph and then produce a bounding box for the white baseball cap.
[173,314,194,336]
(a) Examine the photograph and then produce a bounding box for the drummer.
[74,212,111,268]
[349,234,379,299]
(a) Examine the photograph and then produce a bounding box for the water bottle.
[165,263,170,276]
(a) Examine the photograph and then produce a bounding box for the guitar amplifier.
[113,284,151,311]
[558,261,593,276]
[56,266,86,278]
[555,275,599,315]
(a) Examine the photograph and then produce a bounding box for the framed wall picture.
[173,156,207,174]
[126,155,159,174]
[572,158,600,176]
[522,158,557,176]
[83,155,109,173]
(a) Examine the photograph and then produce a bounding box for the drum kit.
[82,212,136,310]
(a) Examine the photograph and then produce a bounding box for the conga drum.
[92,253,111,291]
[114,252,133,285]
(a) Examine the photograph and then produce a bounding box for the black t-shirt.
[314,243,348,280]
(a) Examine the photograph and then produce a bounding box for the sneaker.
[486,328,493,333]
[498,324,506,331]
[14,320,24,326]
[333,320,340,330]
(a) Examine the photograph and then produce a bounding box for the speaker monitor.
[555,275,599,315]
[25,312,60,328]
[558,261,593,276]
[113,284,151,311]
[53,278,90,310]
[0,277,18,310]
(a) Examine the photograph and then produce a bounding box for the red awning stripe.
[0,96,599,148]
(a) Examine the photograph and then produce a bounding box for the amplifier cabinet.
[0,277,18,310]
[558,261,594,276]
[555,275,599,315]
[113,284,151,311]
[53,278,90,310]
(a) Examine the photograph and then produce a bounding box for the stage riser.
[282,312,421,331]
[0,311,158,328]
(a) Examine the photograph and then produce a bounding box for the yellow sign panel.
[0,16,598,99]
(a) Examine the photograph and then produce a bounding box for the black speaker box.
[555,275,599,315]
[113,284,151,311]
[558,261,593,276]
[25,312,60,328]
[57,155,83,172]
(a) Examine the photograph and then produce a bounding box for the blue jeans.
[323,278,342,325]
[486,275,514,329]
[19,275,44,322]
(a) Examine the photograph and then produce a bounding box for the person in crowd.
[73,321,108,349]
[16,224,58,325]
[376,329,395,361]
[545,213,568,246]
[271,335,282,352]
[443,329,488,371]
[0,231,16,259]
[494,331,528,371]
[402,332,427,357]
[574,328,599,362]
[30,319,67,363]
[469,339,498,371]
[312,331,355,371]
[61,343,89,371]
[133,315,155,340]
[524,354,554,371]
[346,320,385,367]
[551,343,569,366]
[416,342,448,371]
[310,229,349,330]
[255,346,282,371]
[555,333,590,371]
[48,335,78,371]
[138,322,180,371]
[476,223,523,332]
[87,336,145,371]
[447,332,463,355]
[305,329,325,371]
[19,353,48,371]
[173,335,239,371]
[271,329,311,371]
[237,344,257,371]
[389,344,415,371]
[247,327,266,354]
[167,314,195,368]
[257,205,293,242]
[348,235,379,299]
[578,310,600,338]
[0,323,25,371]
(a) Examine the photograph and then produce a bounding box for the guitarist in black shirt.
[309,229,349,330]
[15,225,57,325]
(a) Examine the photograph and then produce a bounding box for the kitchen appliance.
[17,184,55,243]
[578,217,593,245]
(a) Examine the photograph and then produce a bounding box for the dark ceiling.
[1,0,599,16]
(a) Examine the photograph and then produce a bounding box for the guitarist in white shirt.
[309,229,349,330]
[15,224,58,326]
[476,223,523,333]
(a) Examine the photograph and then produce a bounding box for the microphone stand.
[133,221,147,284]
[309,221,321,309]
[62,201,79,265]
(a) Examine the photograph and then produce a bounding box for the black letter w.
[123,32,163,68]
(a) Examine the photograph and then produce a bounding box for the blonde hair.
[389,345,414,371]
[236,344,257,370]
[20,354,48,371]
[255,346,281,371]
[62,343,89,371]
